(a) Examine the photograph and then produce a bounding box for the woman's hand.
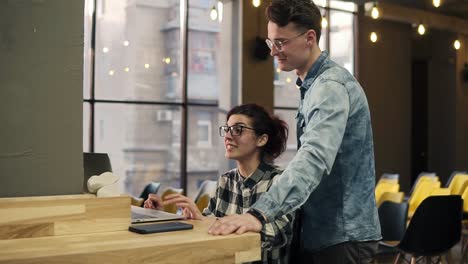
[143,193,163,210]
[163,194,204,220]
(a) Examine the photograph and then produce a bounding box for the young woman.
[144,103,294,264]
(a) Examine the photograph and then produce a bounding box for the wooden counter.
[0,218,261,264]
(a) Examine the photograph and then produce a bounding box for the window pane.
[313,0,327,8]
[330,0,357,12]
[319,7,327,51]
[329,10,354,74]
[94,0,181,101]
[274,109,298,167]
[83,0,93,100]
[83,103,90,152]
[274,59,300,108]
[94,103,181,197]
[187,1,222,103]
[186,106,225,198]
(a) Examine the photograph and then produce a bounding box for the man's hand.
[143,193,163,210]
[208,213,262,235]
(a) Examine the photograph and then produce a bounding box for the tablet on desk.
[129,221,193,234]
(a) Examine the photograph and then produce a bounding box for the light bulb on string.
[210,6,218,21]
[370,32,378,43]
[417,24,426,35]
[321,16,328,29]
[454,40,461,50]
[433,0,441,8]
[252,0,261,8]
[371,3,379,19]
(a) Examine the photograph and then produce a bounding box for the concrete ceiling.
[341,0,468,19]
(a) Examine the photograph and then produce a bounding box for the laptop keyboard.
[132,212,159,219]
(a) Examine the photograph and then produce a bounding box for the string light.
[210,5,218,21]
[108,70,115,76]
[102,47,109,53]
[321,16,328,29]
[252,0,261,7]
[123,40,130,46]
[417,24,426,35]
[371,3,379,19]
[370,32,378,43]
[144,63,150,69]
[124,67,130,72]
[454,40,461,50]
[433,0,441,8]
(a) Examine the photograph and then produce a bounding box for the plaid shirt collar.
[238,162,273,189]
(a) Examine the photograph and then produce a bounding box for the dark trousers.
[301,241,379,264]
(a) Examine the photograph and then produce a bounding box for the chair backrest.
[408,180,441,217]
[378,201,408,241]
[193,180,217,203]
[378,173,400,184]
[83,152,112,192]
[445,171,468,187]
[429,187,450,196]
[195,193,211,212]
[461,187,468,213]
[139,182,161,205]
[375,182,400,203]
[447,174,468,195]
[161,187,184,214]
[377,191,404,207]
[398,195,462,256]
[408,172,437,196]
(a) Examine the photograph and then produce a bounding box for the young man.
[208,0,382,263]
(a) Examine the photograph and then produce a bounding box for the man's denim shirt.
[251,51,381,251]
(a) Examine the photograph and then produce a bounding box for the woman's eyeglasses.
[219,125,256,137]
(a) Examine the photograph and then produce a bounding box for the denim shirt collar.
[296,50,329,98]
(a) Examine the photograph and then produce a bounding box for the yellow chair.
[447,174,468,195]
[195,193,211,212]
[161,187,184,214]
[377,191,404,207]
[193,180,217,212]
[375,182,400,204]
[131,196,144,207]
[430,188,450,196]
[377,173,400,185]
[408,180,441,218]
[408,173,438,197]
[460,187,468,262]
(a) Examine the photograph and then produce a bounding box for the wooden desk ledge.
[0,219,261,264]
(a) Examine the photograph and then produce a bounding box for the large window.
[274,0,357,167]
[84,0,234,197]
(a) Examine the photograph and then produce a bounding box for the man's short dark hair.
[266,0,322,44]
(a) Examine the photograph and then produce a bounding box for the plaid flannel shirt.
[202,162,294,264]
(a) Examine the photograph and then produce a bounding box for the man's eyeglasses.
[265,31,307,51]
[219,125,256,137]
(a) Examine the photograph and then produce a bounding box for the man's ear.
[256,134,269,147]
[306,29,317,45]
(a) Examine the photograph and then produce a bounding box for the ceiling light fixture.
[371,2,380,19]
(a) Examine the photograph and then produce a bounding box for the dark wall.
[357,15,413,192]
[357,12,465,191]
[412,29,457,184]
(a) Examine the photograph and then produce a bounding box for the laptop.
[131,205,183,224]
